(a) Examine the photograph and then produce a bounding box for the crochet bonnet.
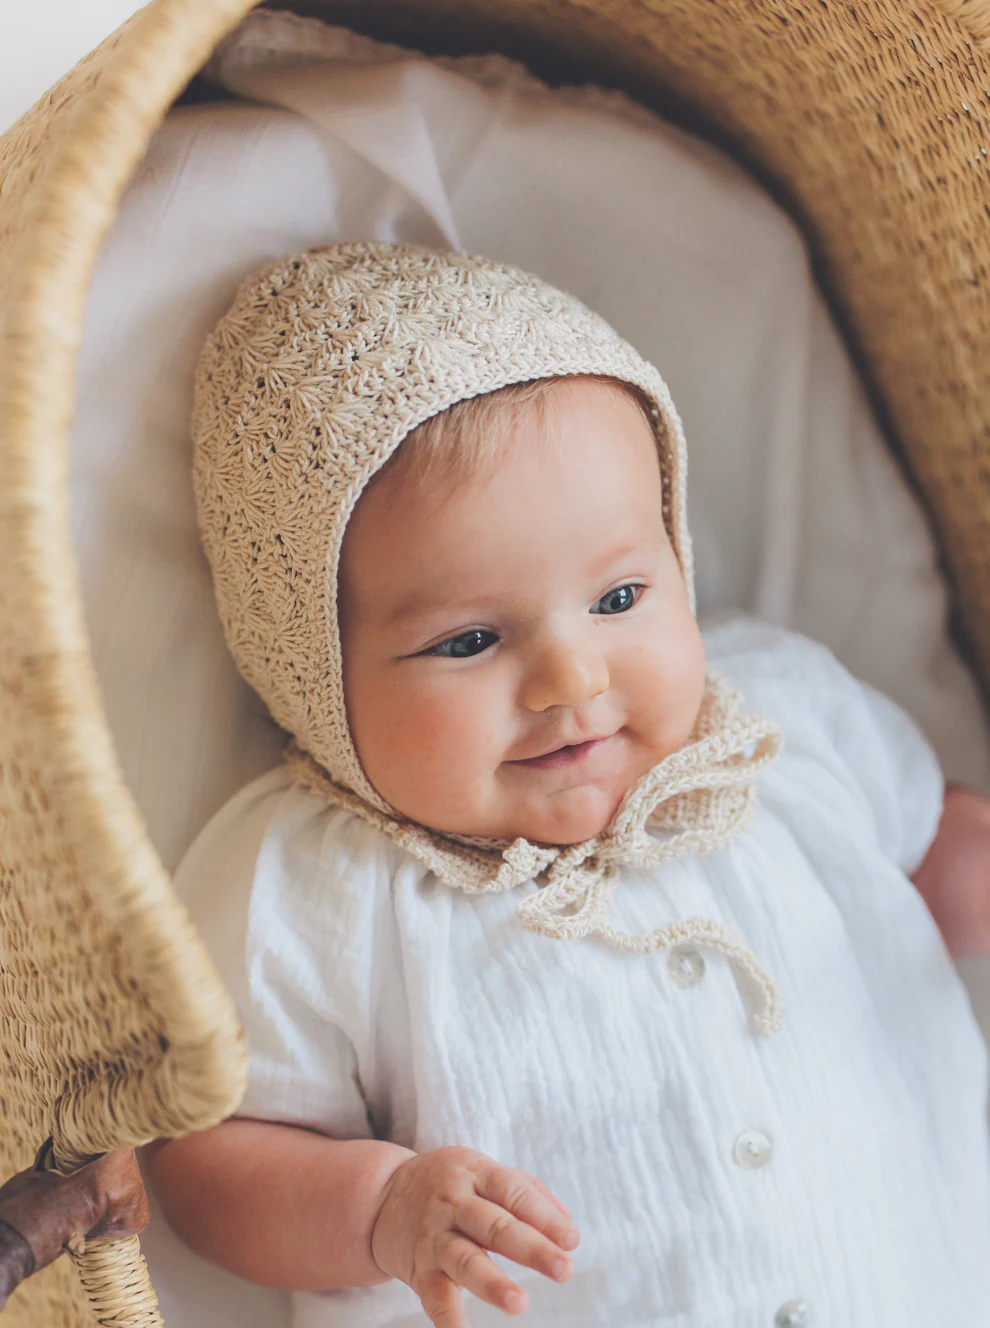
[192,241,783,1034]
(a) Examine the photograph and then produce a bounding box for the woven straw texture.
[2,0,990,1323]
[0,7,253,1323]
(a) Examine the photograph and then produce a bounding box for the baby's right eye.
[425,629,498,659]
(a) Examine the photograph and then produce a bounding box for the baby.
[148,243,990,1327]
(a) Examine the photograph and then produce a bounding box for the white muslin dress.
[175,619,990,1327]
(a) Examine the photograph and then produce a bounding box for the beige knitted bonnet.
[193,241,784,1034]
[193,241,694,804]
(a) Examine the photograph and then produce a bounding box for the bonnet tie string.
[285,670,785,1036]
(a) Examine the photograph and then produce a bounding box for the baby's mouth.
[508,736,614,771]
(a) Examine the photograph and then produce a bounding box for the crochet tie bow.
[287,671,785,1036]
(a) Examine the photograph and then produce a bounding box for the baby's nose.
[521,640,609,712]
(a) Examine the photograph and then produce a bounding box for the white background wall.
[2,1,144,133]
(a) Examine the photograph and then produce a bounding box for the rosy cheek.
[623,616,704,749]
[389,673,501,777]
[667,637,707,741]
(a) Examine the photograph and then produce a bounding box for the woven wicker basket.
[2,0,990,1322]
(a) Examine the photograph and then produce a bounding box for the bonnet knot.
[495,840,557,890]
[515,839,618,941]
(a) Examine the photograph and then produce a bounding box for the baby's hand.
[370,1146,579,1327]
[912,784,990,957]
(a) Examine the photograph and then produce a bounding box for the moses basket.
[3,0,990,1321]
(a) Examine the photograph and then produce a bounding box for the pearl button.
[668,947,705,988]
[733,1129,772,1170]
[774,1300,810,1327]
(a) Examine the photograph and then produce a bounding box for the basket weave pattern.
[0,2,254,1323]
[1,0,990,1322]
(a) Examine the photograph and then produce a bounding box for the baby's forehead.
[340,397,670,622]
[362,373,660,507]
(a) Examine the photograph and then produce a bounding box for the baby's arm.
[911,784,990,958]
[146,1119,578,1326]
[145,1119,411,1289]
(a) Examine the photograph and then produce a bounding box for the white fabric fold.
[207,49,465,248]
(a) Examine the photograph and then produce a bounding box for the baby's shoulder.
[701,614,850,693]
[701,615,865,743]
[704,616,944,871]
[179,763,390,877]
[174,765,400,965]
[701,614,934,778]
[175,768,410,1031]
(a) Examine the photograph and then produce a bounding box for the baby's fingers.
[521,1172,572,1219]
[417,1269,471,1328]
[434,1231,528,1317]
[455,1195,574,1283]
[476,1166,579,1253]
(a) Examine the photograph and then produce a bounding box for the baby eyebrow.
[383,594,497,629]
[380,541,660,627]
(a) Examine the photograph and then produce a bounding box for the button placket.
[667,909,800,1325]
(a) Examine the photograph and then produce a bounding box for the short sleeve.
[832,677,945,874]
[173,767,381,1139]
[704,616,945,875]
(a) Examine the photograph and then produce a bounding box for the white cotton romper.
[175,618,990,1328]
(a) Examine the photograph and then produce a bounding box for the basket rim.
[0,0,263,1163]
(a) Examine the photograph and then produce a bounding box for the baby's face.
[339,377,706,845]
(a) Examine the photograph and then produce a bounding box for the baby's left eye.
[425,628,498,658]
[592,584,641,615]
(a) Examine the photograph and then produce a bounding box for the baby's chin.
[383,756,652,845]
[492,783,628,846]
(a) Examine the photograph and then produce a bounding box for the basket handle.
[0,1142,150,1312]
